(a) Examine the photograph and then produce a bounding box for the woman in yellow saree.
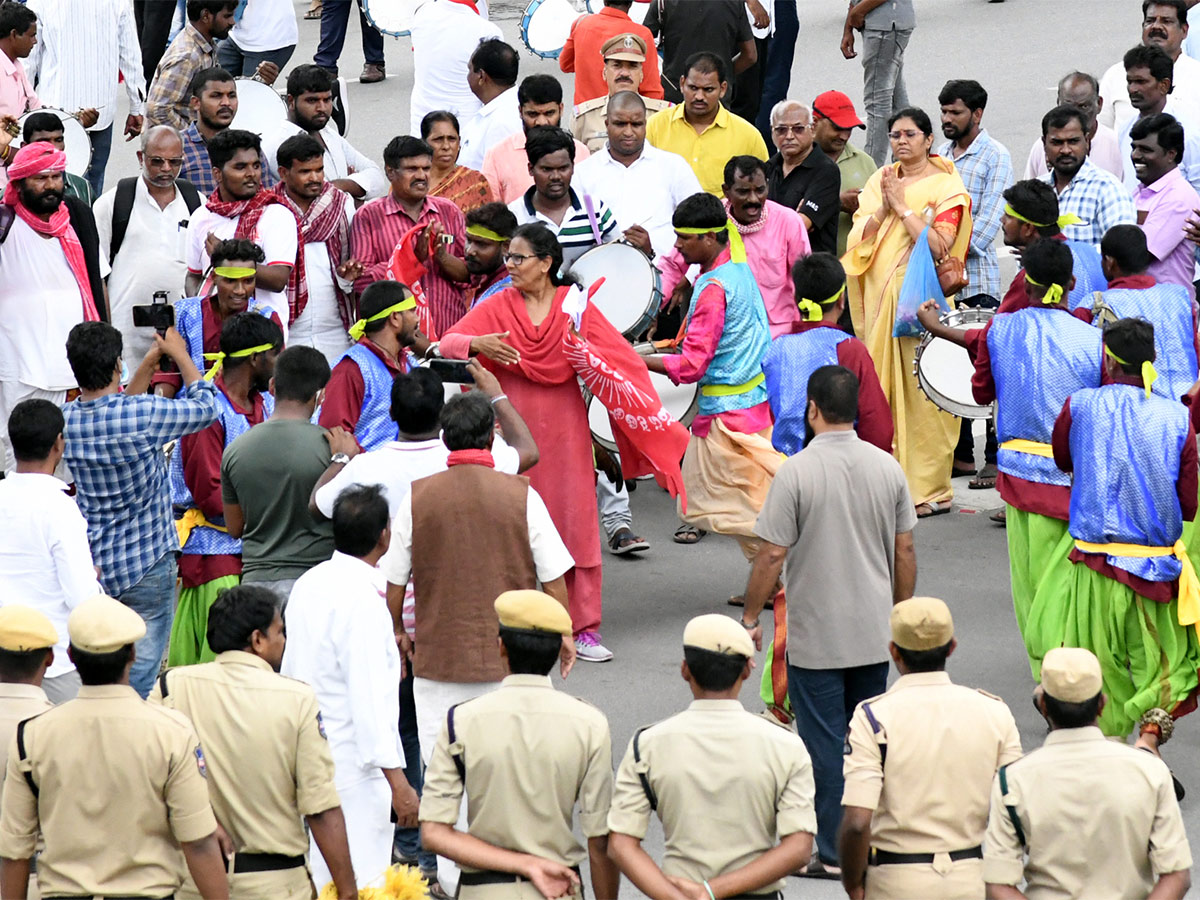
[843,107,973,516]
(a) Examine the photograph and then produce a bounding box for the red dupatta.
[445,285,689,508]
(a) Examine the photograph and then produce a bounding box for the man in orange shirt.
[560,0,663,106]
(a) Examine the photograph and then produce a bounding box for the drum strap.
[998,439,1053,458]
[582,193,602,246]
[700,373,765,397]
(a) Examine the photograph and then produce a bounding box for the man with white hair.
[766,99,841,254]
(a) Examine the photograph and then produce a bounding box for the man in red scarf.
[273,133,360,365]
[0,141,106,471]
[184,128,302,329]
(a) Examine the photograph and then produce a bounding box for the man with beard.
[272,134,361,365]
[1023,72,1126,181]
[166,312,282,667]
[94,125,202,365]
[350,135,467,338]
[1038,105,1136,246]
[0,141,107,472]
[811,90,876,256]
[571,34,671,154]
[765,100,841,255]
[155,239,284,398]
[146,0,237,132]
[263,64,386,203]
[461,201,518,309]
[319,280,420,452]
[184,128,301,328]
[1118,45,1200,194]
[179,67,278,195]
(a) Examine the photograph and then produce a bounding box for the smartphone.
[132,292,175,332]
[428,358,475,384]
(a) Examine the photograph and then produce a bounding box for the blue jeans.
[861,27,912,166]
[754,0,800,144]
[85,124,113,198]
[394,670,437,870]
[118,553,178,698]
[216,37,297,77]
[787,660,889,864]
[315,0,385,73]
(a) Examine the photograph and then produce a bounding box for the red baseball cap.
[812,91,865,130]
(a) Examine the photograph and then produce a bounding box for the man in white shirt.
[214,0,297,78]
[25,0,146,196]
[94,125,200,365]
[0,400,100,703]
[1116,44,1200,194]
[185,128,300,329]
[458,39,522,172]
[408,0,503,136]
[282,483,420,891]
[1024,72,1127,181]
[272,134,358,365]
[1098,0,1200,132]
[263,65,387,203]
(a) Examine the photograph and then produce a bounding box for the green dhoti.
[168,575,241,667]
[1005,506,1073,678]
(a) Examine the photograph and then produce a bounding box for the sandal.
[673,523,706,544]
[915,501,952,518]
[952,461,976,476]
[304,3,322,18]
[990,508,1007,526]
[608,527,649,556]
[969,463,998,490]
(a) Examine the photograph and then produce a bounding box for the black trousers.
[133,0,177,83]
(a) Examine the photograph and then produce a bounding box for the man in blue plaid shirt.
[63,322,218,697]
[938,79,1012,489]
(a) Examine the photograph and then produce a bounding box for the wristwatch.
[741,617,757,630]
[330,452,351,466]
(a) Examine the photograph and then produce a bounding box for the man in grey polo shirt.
[741,364,916,876]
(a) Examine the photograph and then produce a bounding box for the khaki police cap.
[495,590,573,636]
[0,606,58,652]
[683,614,754,658]
[601,33,647,62]
[1041,647,1103,702]
[890,596,954,651]
[68,594,146,654]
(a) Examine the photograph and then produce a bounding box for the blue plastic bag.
[893,226,949,338]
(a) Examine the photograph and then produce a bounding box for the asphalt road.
[99,2,1195,897]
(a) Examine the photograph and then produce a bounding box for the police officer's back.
[0,607,56,804]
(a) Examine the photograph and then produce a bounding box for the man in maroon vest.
[380,389,576,893]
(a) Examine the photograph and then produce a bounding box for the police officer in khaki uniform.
[419,590,617,900]
[572,34,671,153]
[984,647,1193,900]
[149,585,356,899]
[0,607,56,796]
[608,615,816,900]
[838,597,1022,900]
[0,595,229,899]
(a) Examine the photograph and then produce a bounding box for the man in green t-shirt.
[221,345,349,604]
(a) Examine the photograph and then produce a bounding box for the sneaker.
[574,631,613,662]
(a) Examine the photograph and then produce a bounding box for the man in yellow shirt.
[646,51,768,195]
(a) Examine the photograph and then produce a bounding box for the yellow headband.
[349,297,417,341]
[1004,203,1084,230]
[466,224,509,243]
[1025,273,1065,307]
[1105,345,1158,399]
[674,220,747,264]
[213,266,257,279]
[203,342,276,381]
[797,284,847,322]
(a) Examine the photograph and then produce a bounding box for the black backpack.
[108,176,202,261]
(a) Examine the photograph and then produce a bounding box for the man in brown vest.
[380,389,575,895]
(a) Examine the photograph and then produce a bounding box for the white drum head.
[917,338,984,417]
[13,108,91,177]
[521,0,584,59]
[362,0,418,36]
[568,243,660,336]
[230,79,288,143]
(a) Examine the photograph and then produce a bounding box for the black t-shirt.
[646,0,752,104]
[766,151,841,255]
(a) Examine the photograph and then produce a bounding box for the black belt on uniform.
[869,845,983,866]
[231,852,306,874]
[459,866,582,887]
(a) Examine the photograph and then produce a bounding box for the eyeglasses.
[503,252,538,265]
[772,124,811,135]
[146,156,184,168]
[888,130,924,141]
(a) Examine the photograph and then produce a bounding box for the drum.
[913,307,994,419]
[13,108,91,177]
[361,0,419,36]
[520,0,585,59]
[230,78,288,144]
[588,370,697,452]
[568,242,661,338]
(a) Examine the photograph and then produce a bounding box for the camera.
[132,291,175,334]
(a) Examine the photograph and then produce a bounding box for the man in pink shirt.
[0,3,39,119]
[481,74,590,204]
[661,155,810,337]
[1131,112,1200,299]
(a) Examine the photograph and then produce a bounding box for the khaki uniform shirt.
[984,726,1193,899]
[843,671,1022,852]
[149,650,341,857]
[0,684,216,897]
[420,674,612,867]
[608,699,816,891]
[572,96,672,154]
[0,684,51,805]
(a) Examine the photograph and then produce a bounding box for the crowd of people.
[0,0,1198,897]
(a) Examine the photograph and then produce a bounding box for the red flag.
[386,224,437,340]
